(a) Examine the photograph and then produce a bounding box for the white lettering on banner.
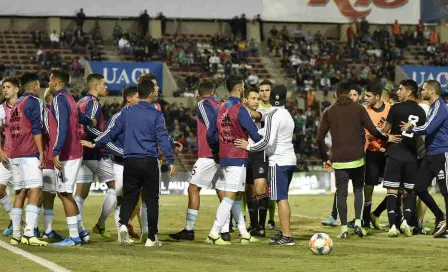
[411,72,448,87]
[90,182,109,192]
[131,68,151,83]
[103,67,151,85]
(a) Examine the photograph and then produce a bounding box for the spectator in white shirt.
[50,30,60,48]
[290,55,303,67]
[118,36,131,53]
[209,53,220,75]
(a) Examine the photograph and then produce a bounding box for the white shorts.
[10,157,43,191]
[75,160,97,184]
[0,161,12,186]
[56,158,82,194]
[216,165,246,193]
[97,157,115,183]
[76,158,115,184]
[113,163,123,197]
[42,169,56,194]
[190,158,222,189]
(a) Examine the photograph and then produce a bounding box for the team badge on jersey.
[259,167,265,174]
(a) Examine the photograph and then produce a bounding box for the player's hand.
[0,149,8,163]
[81,140,95,148]
[400,121,411,132]
[90,118,97,127]
[378,147,386,152]
[39,152,46,169]
[234,138,249,150]
[388,134,402,144]
[323,160,333,173]
[53,155,62,169]
[174,141,183,152]
[169,165,177,177]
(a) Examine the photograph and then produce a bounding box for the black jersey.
[386,100,426,162]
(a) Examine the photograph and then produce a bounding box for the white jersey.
[247,106,296,166]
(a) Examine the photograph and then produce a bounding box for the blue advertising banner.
[400,65,448,90]
[421,0,448,23]
[89,61,163,92]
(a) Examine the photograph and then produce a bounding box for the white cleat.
[145,234,162,247]
[119,225,130,246]
[400,220,413,237]
[387,225,400,238]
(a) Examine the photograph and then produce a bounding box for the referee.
[93,79,176,246]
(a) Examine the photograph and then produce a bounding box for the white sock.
[232,200,248,236]
[114,205,121,234]
[185,209,198,231]
[211,197,234,236]
[74,196,85,216]
[0,195,13,217]
[67,216,79,239]
[35,207,41,229]
[77,213,86,232]
[141,202,148,234]
[98,189,117,227]
[11,207,22,238]
[43,209,54,234]
[25,204,40,237]
[221,214,230,233]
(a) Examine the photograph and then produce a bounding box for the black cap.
[270,85,287,107]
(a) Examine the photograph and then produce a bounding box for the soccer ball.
[309,233,333,255]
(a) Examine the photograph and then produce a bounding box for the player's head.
[270,85,287,107]
[137,78,156,101]
[364,83,383,107]
[44,88,53,105]
[49,68,70,93]
[20,73,40,96]
[122,86,139,107]
[86,73,107,96]
[138,74,159,97]
[1,76,20,101]
[197,80,215,98]
[397,79,418,102]
[243,87,260,111]
[421,80,442,101]
[335,81,350,97]
[259,80,272,104]
[225,76,245,98]
[348,84,362,103]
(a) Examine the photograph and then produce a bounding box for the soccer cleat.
[21,235,48,246]
[42,230,65,241]
[269,231,283,242]
[370,213,382,230]
[2,221,13,236]
[400,220,413,237]
[241,233,259,244]
[433,219,447,237]
[119,225,130,246]
[127,223,140,239]
[169,229,195,241]
[92,224,111,239]
[268,234,295,246]
[10,237,21,245]
[250,227,266,237]
[140,232,148,244]
[54,237,82,247]
[221,232,231,242]
[354,225,367,238]
[434,231,448,238]
[347,219,356,229]
[387,225,400,238]
[321,216,338,227]
[34,227,40,238]
[79,230,91,243]
[267,220,277,230]
[338,231,349,238]
[206,232,231,245]
[145,235,162,247]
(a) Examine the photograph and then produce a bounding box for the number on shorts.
[191,166,197,176]
[402,115,419,138]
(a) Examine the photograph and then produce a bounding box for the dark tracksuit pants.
[119,157,160,237]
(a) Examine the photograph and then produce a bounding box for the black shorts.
[414,153,448,194]
[246,154,268,185]
[383,156,418,190]
[365,150,386,186]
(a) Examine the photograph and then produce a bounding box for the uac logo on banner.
[400,65,448,90]
[103,67,152,85]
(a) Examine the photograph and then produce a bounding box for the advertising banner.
[400,65,448,89]
[89,61,163,92]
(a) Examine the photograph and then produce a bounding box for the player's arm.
[238,107,262,142]
[360,106,389,142]
[0,107,8,162]
[316,109,330,162]
[103,113,123,156]
[408,100,446,135]
[25,98,45,167]
[79,111,94,126]
[84,99,102,137]
[155,112,176,177]
[206,106,220,153]
[246,110,279,152]
[52,95,70,157]
[94,110,125,148]
[248,108,266,122]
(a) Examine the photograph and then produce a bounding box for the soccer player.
[94,79,176,247]
[206,76,261,245]
[316,81,399,238]
[322,84,362,227]
[48,69,94,246]
[258,80,277,230]
[8,73,46,246]
[75,73,115,241]
[235,85,297,245]
[41,88,65,240]
[242,87,269,237]
[379,80,426,237]
[401,80,448,237]
[169,80,227,241]
[362,83,391,228]
[0,77,19,237]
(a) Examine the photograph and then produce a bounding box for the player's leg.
[383,157,401,237]
[141,158,161,247]
[268,199,277,230]
[253,177,268,236]
[334,168,350,237]
[41,169,64,240]
[415,197,428,234]
[245,182,258,231]
[322,193,338,227]
[370,196,387,229]
[0,163,13,236]
[74,163,94,220]
[351,165,368,237]
[399,160,418,237]
[432,153,448,237]
[363,151,385,228]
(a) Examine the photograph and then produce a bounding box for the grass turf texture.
[1,194,447,272]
